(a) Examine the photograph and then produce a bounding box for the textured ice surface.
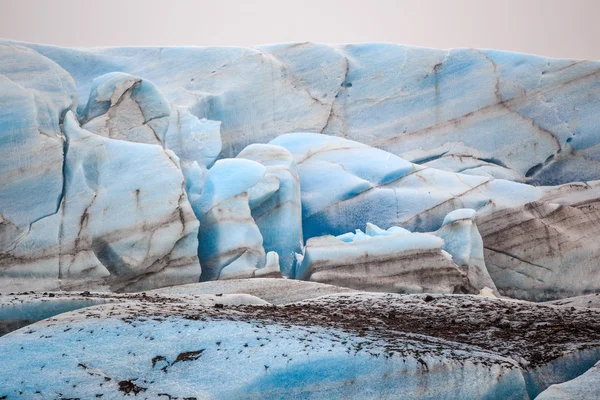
[478,181,600,301]
[271,133,541,238]
[194,158,267,281]
[299,229,468,293]
[3,291,600,398]
[8,40,600,186]
[80,71,222,169]
[0,110,200,292]
[0,44,75,228]
[0,294,527,399]
[299,211,496,294]
[0,44,77,290]
[0,290,269,337]
[434,209,498,293]
[80,72,171,144]
[2,40,600,302]
[537,360,600,399]
[0,291,267,322]
[237,144,303,276]
[544,293,600,309]
[59,113,200,291]
[2,39,600,396]
[271,132,600,300]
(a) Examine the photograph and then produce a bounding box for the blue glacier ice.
[434,209,498,293]
[166,106,222,168]
[193,158,267,281]
[270,132,542,239]
[297,209,496,294]
[0,295,532,399]
[3,38,600,399]
[80,71,222,168]
[297,225,468,293]
[59,112,200,291]
[2,39,600,302]
[3,289,599,398]
[0,54,201,292]
[0,43,75,229]
[537,360,600,399]
[237,144,303,277]
[6,40,600,185]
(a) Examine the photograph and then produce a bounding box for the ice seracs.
[434,209,498,294]
[271,132,541,238]
[60,112,201,291]
[1,38,600,397]
[80,72,223,169]
[193,158,267,281]
[12,41,600,185]
[0,44,77,290]
[298,228,469,293]
[297,211,496,295]
[0,44,76,228]
[2,39,600,305]
[478,181,600,301]
[237,144,303,277]
[80,72,171,144]
[0,109,201,292]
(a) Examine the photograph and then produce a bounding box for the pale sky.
[1,0,599,60]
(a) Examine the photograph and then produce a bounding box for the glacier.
[3,40,600,298]
[237,144,303,277]
[1,290,600,398]
[2,38,600,397]
[537,360,600,399]
[4,41,599,187]
[296,211,498,295]
[298,227,467,293]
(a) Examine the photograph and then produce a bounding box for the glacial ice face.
[271,131,600,300]
[298,224,470,293]
[0,47,207,292]
[0,49,226,291]
[299,213,496,294]
[537,360,600,399]
[434,209,498,294]
[0,44,75,228]
[2,39,600,302]
[0,83,200,292]
[237,144,303,277]
[11,40,600,185]
[59,112,201,291]
[271,132,542,239]
[0,45,76,289]
[479,182,600,301]
[194,158,267,281]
